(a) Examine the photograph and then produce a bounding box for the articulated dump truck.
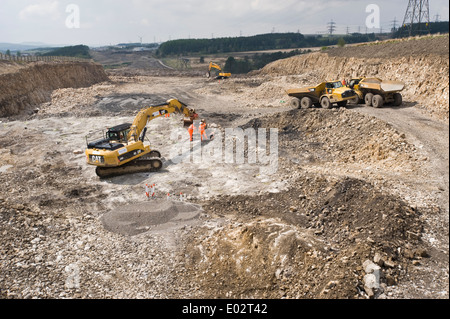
[348,77,405,108]
[287,80,357,109]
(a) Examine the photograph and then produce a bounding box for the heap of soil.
[182,175,429,299]
[242,107,421,171]
[326,35,449,59]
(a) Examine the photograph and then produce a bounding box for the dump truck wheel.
[350,96,362,105]
[372,95,384,108]
[337,101,348,108]
[291,98,301,109]
[393,93,403,106]
[301,97,313,109]
[365,93,374,107]
[321,97,332,109]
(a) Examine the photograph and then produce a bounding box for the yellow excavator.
[207,62,231,80]
[85,99,197,178]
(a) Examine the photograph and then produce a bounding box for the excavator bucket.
[183,109,199,127]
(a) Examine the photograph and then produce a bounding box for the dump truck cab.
[348,78,363,90]
[347,78,365,104]
[287,80,357,109]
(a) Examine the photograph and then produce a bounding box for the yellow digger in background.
[85,99,197,178]
[207,62,231,80]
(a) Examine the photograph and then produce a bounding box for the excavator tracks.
[96,154,163,179]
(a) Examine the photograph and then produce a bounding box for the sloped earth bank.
[0,61,109,118]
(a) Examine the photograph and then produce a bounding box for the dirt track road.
[352,104,449,214]
[351,103,449,299]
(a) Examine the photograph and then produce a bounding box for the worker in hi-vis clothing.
[189,120,210,142]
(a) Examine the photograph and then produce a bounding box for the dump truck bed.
[287,82,326,100]
[359,78,405,93]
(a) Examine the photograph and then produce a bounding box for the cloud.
[19,1,61,20]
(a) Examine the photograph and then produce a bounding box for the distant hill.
[156,32,378,56]
[157,23,449,57]
[41,45,91,59]
[0,43,60,53]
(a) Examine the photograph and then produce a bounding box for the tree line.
[41,45,91,59]
[393,21,449,38]
[222,49,312,74]
[157,33,378,56]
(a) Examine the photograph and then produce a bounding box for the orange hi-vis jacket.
[200,123,207,140]
[188,124,195,141]
[189,123,208,141]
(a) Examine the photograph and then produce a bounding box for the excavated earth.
[0,35,448,299]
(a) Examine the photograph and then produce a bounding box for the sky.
[0,0,449,46]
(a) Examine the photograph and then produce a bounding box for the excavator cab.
[106,124,131,143]
[87,123,131,151]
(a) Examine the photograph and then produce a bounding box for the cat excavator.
[85,99,197,178]
[207,62,231,80]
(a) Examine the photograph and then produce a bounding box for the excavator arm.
[209,62,222,72]
[128,99,195,142]
[208,62,222,78]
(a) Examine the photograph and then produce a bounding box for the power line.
[434,13,441,22]
[401,0,431,37]
[391,17,399,32]
[327,20,336,35]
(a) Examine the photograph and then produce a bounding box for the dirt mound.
[243,108,422,172]
[328,35,449,59]
[102,200,202,236]
[258,35,449,120]
[0,60,25,76]
[183,175,428,299]
[0,61,109,118]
